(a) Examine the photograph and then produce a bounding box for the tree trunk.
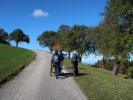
[112,61,120,75]
[16,42,19,47]
[102,57,106,69]
[79,54,82,63]
[68,51,71,59]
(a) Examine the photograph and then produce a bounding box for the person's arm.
[51,55,54,64]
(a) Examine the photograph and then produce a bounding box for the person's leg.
[55,63,59,79]
[58,62,61,75]
[50,63,54,76]
[50,64,52,76]
[60,61,63,72]
[75,62,78,76]
[74,63,77,76]
[73,62,77,76]
[71,62,74,76]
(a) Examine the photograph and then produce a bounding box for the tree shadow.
[79,67,85,70]
[78,73,88,76]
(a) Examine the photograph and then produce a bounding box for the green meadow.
[0,44,35,82]
[64,59,133,100]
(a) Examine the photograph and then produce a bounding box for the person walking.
[58,50,64,74]
[51,50,60,79]
[71,51,79,76]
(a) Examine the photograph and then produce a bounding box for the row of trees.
[0,28,30,47]
[37,25,96,62]
[37,0,133,75]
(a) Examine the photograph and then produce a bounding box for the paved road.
[0,50,87,100]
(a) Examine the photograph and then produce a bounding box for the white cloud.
[32,9,48,17]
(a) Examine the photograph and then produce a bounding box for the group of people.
[51,50,64,79]
[51,50,79,79]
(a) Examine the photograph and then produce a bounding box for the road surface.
[0,50,87,100]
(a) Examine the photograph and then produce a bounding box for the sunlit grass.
[0,43,35,82]
[64,59,133,100]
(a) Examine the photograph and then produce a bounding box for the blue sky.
[0,0,106,64]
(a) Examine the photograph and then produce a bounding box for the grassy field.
[0,43,35,83]
[64,59,133,100]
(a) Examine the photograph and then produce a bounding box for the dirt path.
[0,50,87,100]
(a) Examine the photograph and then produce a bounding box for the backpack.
[53,54,59,63]
[72,54,77,61]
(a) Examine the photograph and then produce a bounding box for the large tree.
[9,29,30,47]
[97,0,133,75]
[0,28,10,45]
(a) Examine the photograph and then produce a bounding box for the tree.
[23,34,30,44]
[58,24,96,61]
[90,22,115,69]
[9,29,30,47]
[58,24,72,59]
[99,0,133,75]
[37,31,58,52]
[71,25,96,62]
[0,28,10,45]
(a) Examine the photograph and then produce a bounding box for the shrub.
[119,61,129,74]
[127,67,133,78]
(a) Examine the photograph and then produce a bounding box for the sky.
[0,0,106,64]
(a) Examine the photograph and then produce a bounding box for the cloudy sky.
[0,0,106,63]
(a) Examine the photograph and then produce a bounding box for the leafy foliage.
[127,67,133,78]
[0,28,10,45]
[89,0,133,75]
[102,0,133,60]
[37,31,58,51]
[58,24,71,51]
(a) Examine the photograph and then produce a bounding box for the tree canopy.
[0,28,10,45]
[37,24,96,61]
[9,29,30,47]
[37,31,58,52]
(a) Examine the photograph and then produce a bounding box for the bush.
[127,67,133,78]
[94,59,114,71]
[119,65,127,74]
[119,61,129,74]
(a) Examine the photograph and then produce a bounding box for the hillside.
[0,44,35,83]
[64,59,133,100]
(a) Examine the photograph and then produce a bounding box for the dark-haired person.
[51,50,60,79]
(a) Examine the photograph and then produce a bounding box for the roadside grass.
[0,43,35,83]
[64,59,133,100]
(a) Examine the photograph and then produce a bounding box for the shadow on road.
[60,72,73,79]
[59,72,87,79]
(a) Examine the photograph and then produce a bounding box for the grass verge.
[64,59,133,100]
[0,43,35,84]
